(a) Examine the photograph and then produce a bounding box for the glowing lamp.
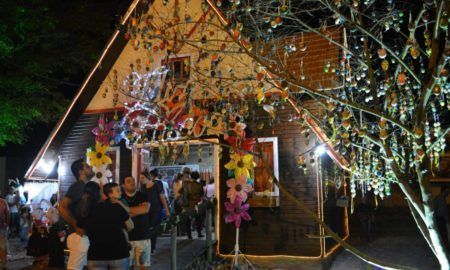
[316,145,326,156]
[38,160,54,174]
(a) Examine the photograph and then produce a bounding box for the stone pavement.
[329,235,439,270]
[6,232,209,270]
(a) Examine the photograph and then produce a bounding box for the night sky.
[0,0,131,178]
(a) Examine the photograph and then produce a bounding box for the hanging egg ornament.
[275,16,283,26]
[131,17,138,27]
[397,73,407,86]
[434,85,441,95]
[440,15,448,30]
[233,29,240,40]
[377,48,387,59]
[133,39,140,50]
[410,46,420,59]
[381,60,389,71]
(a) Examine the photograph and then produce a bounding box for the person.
[172,173,183,214]
[435,187,450,249]
[357,195,376,243]
[27,207,49,269]
[79,182,132,270]
[19,206,31,245]
[160,173,170,221]
[121,176,151,269]
[0,197,9,269]
[179,171,205,239]
[6,187,20,237]
[141,169,171,254]
[161,173,170,200]
[46,207,66,269]
[204,177,215,201]
[58,158,93,270]
[50,193,58,207]
[204,177,216,228]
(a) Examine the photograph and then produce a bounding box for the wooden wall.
[219,100,329,256]
[58,112,131,197]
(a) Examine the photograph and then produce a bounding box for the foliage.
[0,0,127,146]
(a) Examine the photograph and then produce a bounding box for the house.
[25,0,349,265]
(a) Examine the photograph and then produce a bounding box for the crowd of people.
[0,158,216,269]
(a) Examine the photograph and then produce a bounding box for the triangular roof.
[26,0,348,180]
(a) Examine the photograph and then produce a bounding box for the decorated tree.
[0,0,128,146]
[106,0,449,268]
[210,0,450,268]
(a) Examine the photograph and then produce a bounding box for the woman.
[172,173,183,214]
[78,182,132,270]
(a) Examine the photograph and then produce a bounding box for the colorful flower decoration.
[224,195,251,228]
[227,175,253,203]
[91,165,113,185]
[87,142,112,167]
[224,135,255,153]
[205,113,225,135]
[224,153,256,179]
[92,115,115,145]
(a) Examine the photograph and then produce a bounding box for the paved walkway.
[330,235,439,270]
[7,232,209,270]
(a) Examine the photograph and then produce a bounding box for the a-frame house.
[25,0,349,262]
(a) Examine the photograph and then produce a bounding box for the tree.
[0,0,128,146]
[211,0,450,268]
[104,0,448,268]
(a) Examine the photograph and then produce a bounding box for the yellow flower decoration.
[87,142,112,167]
[225,153,256,179]
[205,113,224,136]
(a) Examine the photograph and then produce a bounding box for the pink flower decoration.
[224,196,251,228]
[92,115,115,145]
[227,175,253,203]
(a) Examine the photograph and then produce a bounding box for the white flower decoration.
[91,165,113,185]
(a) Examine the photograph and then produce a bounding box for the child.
[46,207,66,269]
[19,207,31,245]
[27,208,49,270]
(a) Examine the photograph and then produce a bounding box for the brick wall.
[219,100,330,256]
[266,29,341,91]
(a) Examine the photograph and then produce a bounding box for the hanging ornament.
[182,141,190,161]
[397,73,407,86]
[377,48,387,59]
[198,145,203,163]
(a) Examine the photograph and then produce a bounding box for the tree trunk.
[416,169,450,270]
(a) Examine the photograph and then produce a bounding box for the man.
[6,187,20,237]
[141,169,170,254]
[435,187,450,249]
[0,196,9,269]
[179,171,205,239]
[121,176,151,269]
[58,159,93,270]
[83,182,132,269]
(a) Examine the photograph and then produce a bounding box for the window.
[161,56,190,84]
[253,137,279,197]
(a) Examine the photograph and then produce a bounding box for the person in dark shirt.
[179,171,205,239]
[141,169,171,254]
[121,175,151,269]
[81,182,132,270]
[58,158,93,270]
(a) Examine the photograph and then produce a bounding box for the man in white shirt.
[6,187,20,237]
